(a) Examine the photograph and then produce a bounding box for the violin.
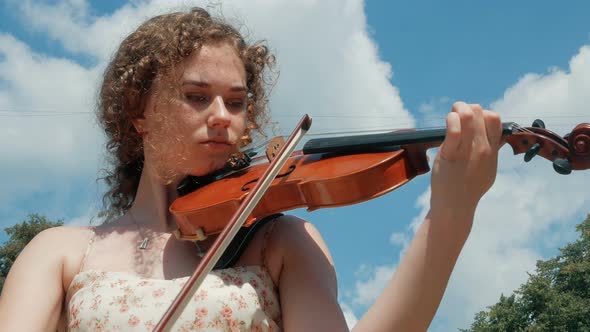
[170,118,590,240]
[155,115,590,330]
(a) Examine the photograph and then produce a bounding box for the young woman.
[0,7,503,332]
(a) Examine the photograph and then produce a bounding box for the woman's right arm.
[0,227,67,331]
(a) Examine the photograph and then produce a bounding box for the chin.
[188,159,228,177]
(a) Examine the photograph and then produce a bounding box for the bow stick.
[154,114,312,331]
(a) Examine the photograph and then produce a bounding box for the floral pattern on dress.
[65,266,281,331]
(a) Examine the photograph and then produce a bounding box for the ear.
[126,86,149,135]
[131,116,147,135]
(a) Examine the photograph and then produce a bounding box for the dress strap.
[78,227,97,273]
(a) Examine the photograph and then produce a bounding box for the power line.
[0,109,586,123]
[0,110,93,117]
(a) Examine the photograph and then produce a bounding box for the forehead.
[181,42,246,84]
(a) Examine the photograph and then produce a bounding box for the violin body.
[171,147,430,240]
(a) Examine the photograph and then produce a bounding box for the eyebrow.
[182,80,247,93]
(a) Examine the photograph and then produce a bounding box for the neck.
[128,164,184,232]
[302,122,517,154]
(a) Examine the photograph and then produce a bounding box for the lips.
[202,138,231,145]
[200,137,233,150]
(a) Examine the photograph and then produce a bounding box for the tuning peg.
[524,143,541,162]
[244,150,255,163]
[553,158,572,175]
[532,119,545,129]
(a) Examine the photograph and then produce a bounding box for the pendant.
[139,237,149,250]
[195,242,205,257]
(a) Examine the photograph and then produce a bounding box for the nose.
[207,96,231,128]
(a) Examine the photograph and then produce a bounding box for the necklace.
[128,210,206,256]
[128,210,154,250]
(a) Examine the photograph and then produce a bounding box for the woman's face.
[136,42,248,182]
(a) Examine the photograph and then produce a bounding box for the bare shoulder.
[270,215,333,260]
[29,225,94,252]
[24,225,95,286]
[0,225,93,330]
[19,225,89,254]
[264,215,336,286]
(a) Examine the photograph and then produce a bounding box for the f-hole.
[241,164,296,191]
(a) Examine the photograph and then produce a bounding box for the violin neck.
[302,122,516,154]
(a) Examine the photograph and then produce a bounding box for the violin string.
[253,122,556,143]
[244,122,567,156]
[275,114,589,120]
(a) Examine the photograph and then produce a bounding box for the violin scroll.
[505,120,590,175]
[568,123,590,157]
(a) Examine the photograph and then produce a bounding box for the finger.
[468,103,488,147]
[452,102,475,154]
[440,111,461,160]
[483,110,503,149]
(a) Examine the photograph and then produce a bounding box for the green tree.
[0,214,63,293]
[462,214,590,332]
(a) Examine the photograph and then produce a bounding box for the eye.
[227,99,246,110]
[185,94,209,103]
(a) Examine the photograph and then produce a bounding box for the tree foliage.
[0,214,63,293]
[462,214,590,332]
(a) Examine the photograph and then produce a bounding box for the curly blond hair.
[97,7,275,218]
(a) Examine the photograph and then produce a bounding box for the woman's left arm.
[277,102,502,332]
[353,102,503,332]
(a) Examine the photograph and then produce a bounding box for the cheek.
[141,116,202,179]
[234,113,248,135]
[148,105,204,144]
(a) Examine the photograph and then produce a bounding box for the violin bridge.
[266,136,286,162]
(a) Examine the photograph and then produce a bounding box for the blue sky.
[1,1,589,330]
[366,1,590,112]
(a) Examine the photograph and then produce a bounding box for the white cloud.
[224,0,412,133]
[416,96,451,128]
[389,232,409,248]
[492,46,590,133]
[418,103,434,114]
[12,0,174,60]
[340,303,359,330]
[0,33,103,211]
[347,45,590,331]
[10,0,411,132]
[353,264,397,306]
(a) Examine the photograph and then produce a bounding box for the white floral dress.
[65,267,281,331]
[64,227,282,331]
